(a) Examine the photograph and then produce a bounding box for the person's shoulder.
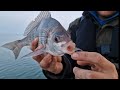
[69,17,81,29]
[68,11,89,29]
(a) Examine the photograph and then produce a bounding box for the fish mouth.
[62,41,76,55]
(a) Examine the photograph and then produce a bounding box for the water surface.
[0,33,46,79]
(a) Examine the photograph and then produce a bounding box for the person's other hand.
[71,51,118,79]
[30,37,63,74]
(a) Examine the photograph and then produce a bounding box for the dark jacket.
[43,11,119,79]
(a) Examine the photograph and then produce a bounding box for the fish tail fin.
[1,40,24,59]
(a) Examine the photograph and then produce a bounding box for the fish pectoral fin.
[20,49,45,59]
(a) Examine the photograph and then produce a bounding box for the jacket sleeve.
[42,18,81,79]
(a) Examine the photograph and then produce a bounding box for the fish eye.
[54,36,60,43]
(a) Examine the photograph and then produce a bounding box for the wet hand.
[30,37,63,74]
[71,51,118,79]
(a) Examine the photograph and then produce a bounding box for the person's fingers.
[38,54,63,74]
[40,54,53,69]
[47,56,59,71]
[47,58,63,74]
[33,54,45,63]
[77,61,90,66]
[35,45,43,51]
[54,56,62,62]
[31,37,39,51]
[73,67,108,79]
[77,61,99,71]
[44,56,62,74]
[71,51,111,67]
[32,44,44,62]
[47,62,63,74]
[55,62,63,74]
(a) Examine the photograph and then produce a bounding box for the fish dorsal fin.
[24,11,51,36]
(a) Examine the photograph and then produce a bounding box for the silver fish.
[1,11,81,59]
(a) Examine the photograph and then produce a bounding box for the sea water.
[0,33,46,79]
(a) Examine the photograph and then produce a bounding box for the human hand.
[30,37,63,74]
[71,51,118,79]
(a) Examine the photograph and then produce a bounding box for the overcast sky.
[0,11,83,34]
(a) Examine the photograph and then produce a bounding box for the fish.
[1,11,81,59]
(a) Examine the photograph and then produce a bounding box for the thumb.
[31,37,39,51]
[35,45,44,51]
